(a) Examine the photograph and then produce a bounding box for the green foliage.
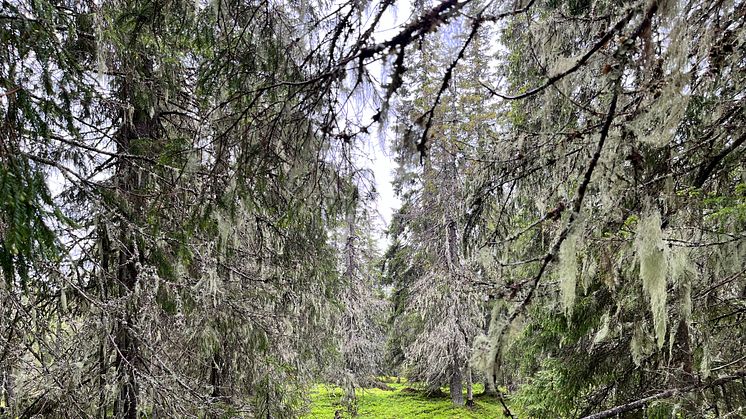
[703,182,746,227]
[506,284,625,417]
[0,162,61,287]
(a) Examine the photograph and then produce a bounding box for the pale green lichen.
[558,230,578,317]
[630,323,655,366]
[60,287,67,313]
[471,301,507,380]
[635,211,668,348]
[700,343,711,379]
[559,232,578,318]
[593,311,610,344]
[669,247,695,323]
[581,253,598,294]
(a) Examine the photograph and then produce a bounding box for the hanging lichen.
[94,11,108,84]
[471,301,507,382]
[635,210,668,348]
[581,252,598,294]
[630,323,655,367]
[559,232,578,318]
[700,342,711,379]
[60,286,68,313]
[631,77,690,148]
[593,311,610,344]
[669,246,695,323]
[471,333,493,375]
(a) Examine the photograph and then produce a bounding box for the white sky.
[361,134,400,253]
[356,1,414,252]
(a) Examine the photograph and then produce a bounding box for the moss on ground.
[303,379,506,418]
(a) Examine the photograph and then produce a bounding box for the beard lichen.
[559,231,579,318]
[630,322,656,367]
[635,210,668,348]
[471,301,508,387]
[593,311,611,344]
[670,246,695,323]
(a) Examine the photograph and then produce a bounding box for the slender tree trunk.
[98,335,107,419]
[207,350,226,419]
[98,221,110,419]
[113,168,143,419]
[450,361,464,406]
[445,157,466,408]
[672,318,694,384]
[115,311,138,419]
[208,136,230,417]
[210,351,224,401]
[466,367,474,407]
[1,367,14,416]
[115,233,140,419]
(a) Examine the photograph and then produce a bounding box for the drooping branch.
[693,131,746,188]
[357,0,468,60]
[482,6,638,100]
[478,0,537,23]
[497,83,619,340]
[581,370,746,419]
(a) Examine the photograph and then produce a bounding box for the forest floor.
[302,378,507,418]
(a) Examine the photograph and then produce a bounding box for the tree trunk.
[207,350,227,419]
[98,334,108,419]
[1,368,14,416]
[114,227,140,419]
[483,372,498,396]
[116,329,138,419]
[115,255,139,419]
[672,318,694,385]
[450,363,464,406]
[98,221,110,419]
[112,70,156,419]
[113,155,146,419]
[210,351,224,401]
[466,367,474,407]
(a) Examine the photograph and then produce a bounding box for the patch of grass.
[302,379,506,418]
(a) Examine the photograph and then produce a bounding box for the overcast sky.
[357,1,415,252]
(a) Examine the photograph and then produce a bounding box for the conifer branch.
[582,370,746,419]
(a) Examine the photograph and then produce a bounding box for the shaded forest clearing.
[303,379,506,418]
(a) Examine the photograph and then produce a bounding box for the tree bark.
[210,351,224,401]
[98,220,110,419]
[465,367,474,407]
[450,363,464,406]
